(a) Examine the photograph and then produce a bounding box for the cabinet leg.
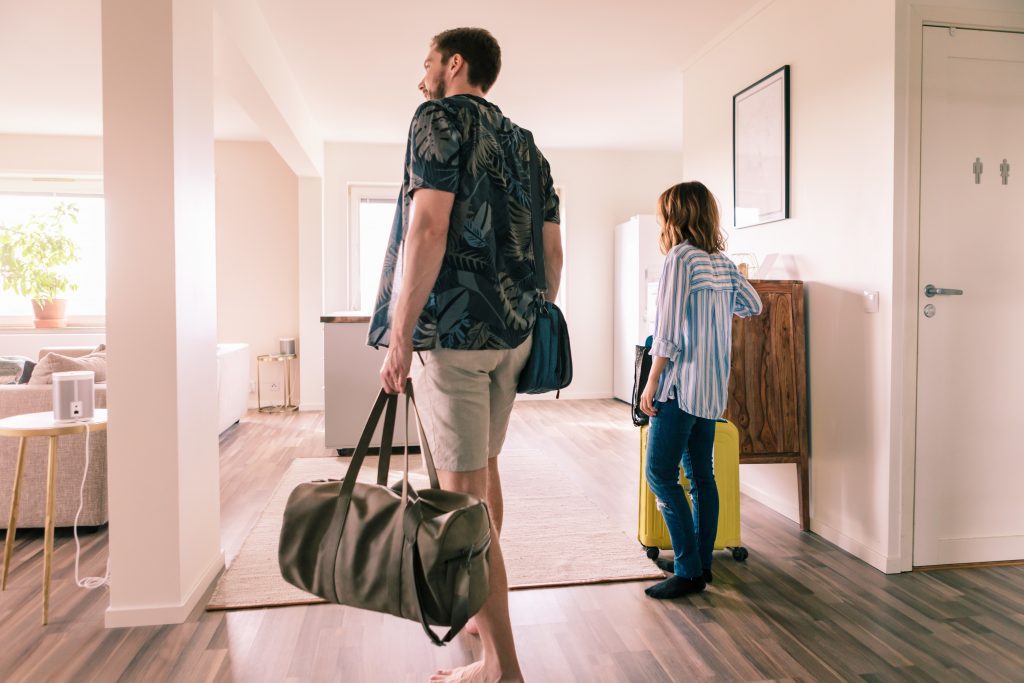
[797,458,810,531]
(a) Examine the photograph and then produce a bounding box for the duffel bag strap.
[376,396,398,486]
[404,379,440,490]
[409,533,475,647]
[316,389,396,603]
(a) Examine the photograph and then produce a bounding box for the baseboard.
[739,481,800,524]
[517,391,613,401]
[104,550,225,628]
[299,402,324,411]
[811,520,900,574]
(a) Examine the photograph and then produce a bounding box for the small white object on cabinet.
[613,215,664,402]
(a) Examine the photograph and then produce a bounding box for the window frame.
[346,183,568,313]
[348,183,401,312]
[0,176,106,330]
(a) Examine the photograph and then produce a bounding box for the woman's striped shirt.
[651,242,763,419]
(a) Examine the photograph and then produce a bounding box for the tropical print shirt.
[367,94,560,351]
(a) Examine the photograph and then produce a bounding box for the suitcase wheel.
[643,545,660,560]
[730,547,749,562]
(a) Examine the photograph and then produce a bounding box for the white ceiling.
[0,0,760,150]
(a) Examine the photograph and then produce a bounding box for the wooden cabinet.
[725,280,810,530]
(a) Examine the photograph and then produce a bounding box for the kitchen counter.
[322,312,419,454]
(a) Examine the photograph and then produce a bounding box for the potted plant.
[0,202,80,328]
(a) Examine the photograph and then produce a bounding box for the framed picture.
[733,65,790,228]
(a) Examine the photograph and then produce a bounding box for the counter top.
[321,312,371,324]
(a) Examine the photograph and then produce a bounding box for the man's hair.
[432,28,501,93]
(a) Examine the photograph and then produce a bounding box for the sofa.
[0,343,250,530]
[0,347,107,530]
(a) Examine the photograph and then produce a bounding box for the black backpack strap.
[523,130,547,294]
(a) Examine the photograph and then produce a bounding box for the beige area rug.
[207,450,661,610]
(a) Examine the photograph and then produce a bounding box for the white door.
[914,27,1024,567]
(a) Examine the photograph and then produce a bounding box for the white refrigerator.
[613,215,665,402]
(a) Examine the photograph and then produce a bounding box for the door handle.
[924,284,964,297]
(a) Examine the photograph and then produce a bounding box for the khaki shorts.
[411,338,532,472]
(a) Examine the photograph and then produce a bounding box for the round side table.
[0,409,107,625]
[256,354,298,413]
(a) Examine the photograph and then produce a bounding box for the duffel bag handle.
[317,381,443,602]
[316,389,397,602]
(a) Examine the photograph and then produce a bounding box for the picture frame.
[733,65,790,228]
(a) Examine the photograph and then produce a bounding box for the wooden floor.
[1,400,1022,682]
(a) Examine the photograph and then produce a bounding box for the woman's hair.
[657,181,726,255]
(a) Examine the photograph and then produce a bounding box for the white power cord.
[73,421,109,590]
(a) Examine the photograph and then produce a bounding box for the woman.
[640,181,762,599]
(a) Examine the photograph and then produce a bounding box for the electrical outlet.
[249,381,256,393]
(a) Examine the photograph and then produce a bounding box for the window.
[0,178,105,327]
[348,184,566,312]
[349,185,400,313]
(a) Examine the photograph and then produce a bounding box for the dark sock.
[644,575,706,599]
[653,558,713,584]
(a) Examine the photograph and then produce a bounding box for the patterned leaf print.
[437,289,470,337]
[468,124,500,179]
[499,273,530,331]
[463,204,492,250]
[372,95,560,352]
[505,198,533,264]
[413,104,459,164]
[447,251,490,272]
[465,322,490,348]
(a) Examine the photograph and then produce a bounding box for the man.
[368,27,562,683]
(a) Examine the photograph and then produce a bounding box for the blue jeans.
[645,400,719,578]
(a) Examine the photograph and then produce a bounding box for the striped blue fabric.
[651,242,763,419]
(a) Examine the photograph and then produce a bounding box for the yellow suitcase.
[638,420,748,562]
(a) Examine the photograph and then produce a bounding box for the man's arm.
[542,221,563,302]
[379,189,454,394]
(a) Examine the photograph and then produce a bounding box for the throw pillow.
[29,349,107,385]
[0,356,37,384]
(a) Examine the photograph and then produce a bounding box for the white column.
[298,177,325,410]
[102,0,223,627]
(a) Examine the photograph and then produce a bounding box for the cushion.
[0,356,37,384]
[29,344,107,385]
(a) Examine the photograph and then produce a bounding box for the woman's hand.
[640,377,660,417]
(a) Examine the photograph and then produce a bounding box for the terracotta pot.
[31,298,68,329]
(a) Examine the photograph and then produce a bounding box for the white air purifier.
[52,371,96,422]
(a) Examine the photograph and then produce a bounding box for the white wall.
[0,133,102,176]
[320,142,683,400]
[543,147,683,398]
[215,140,299,404]
[682,0,897,570]
[323,142,405,314]
[0,134,298,402]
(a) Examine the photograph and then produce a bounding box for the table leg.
[42,435,58,625]
[257,361,263,412]
[285,358,293,409]
[2,437,28,591]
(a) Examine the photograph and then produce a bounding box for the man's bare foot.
[429,661,486,682]
[463,617,479,636]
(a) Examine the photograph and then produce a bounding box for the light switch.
[863,290,879,314]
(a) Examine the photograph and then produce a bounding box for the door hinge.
[973,157,983,184]
[1000,159,1010,185]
